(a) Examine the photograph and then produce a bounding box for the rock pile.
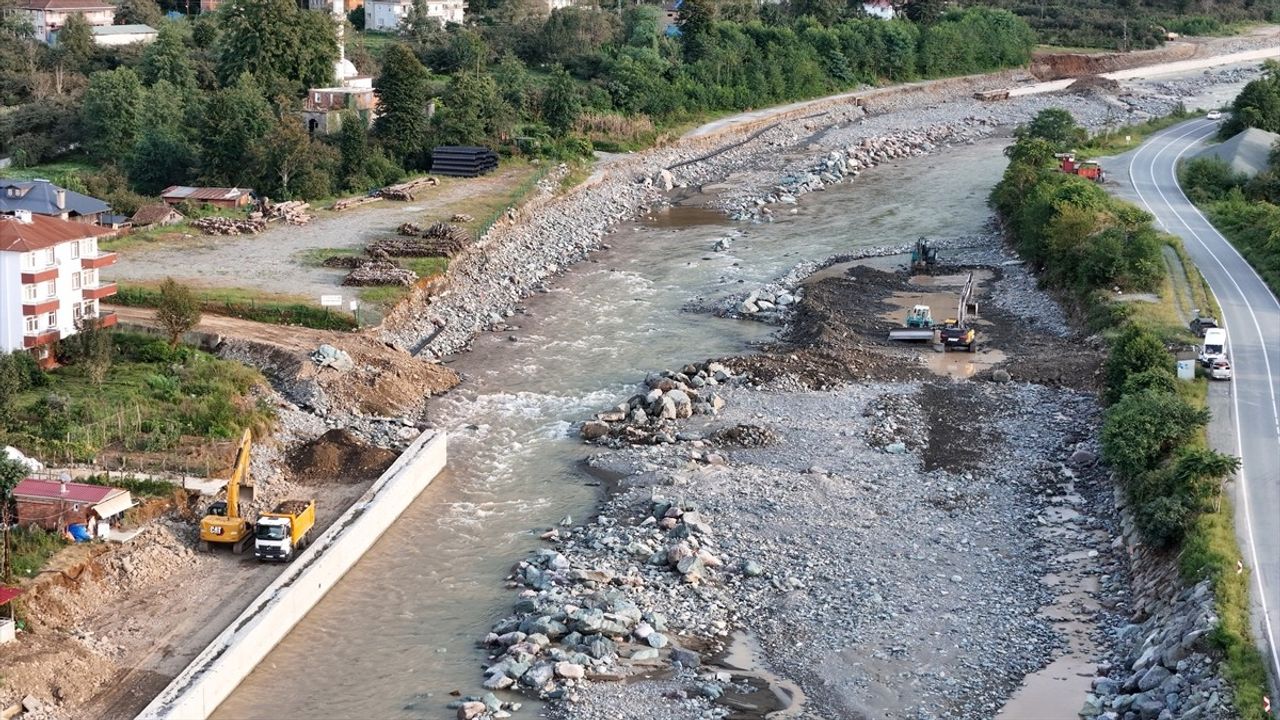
[479,496,737,710]
[718,284,801,324]
[310,344,354,372]
[862,391,926,451]
[579,362,737,447]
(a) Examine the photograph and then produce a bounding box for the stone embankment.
[1078,489,1238,720]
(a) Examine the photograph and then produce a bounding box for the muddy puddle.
[712,631,807,719]
[639,204,734,228]
[879,269,1007,379]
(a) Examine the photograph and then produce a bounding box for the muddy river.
[212,140,1009,719]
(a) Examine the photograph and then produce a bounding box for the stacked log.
[342,260,418,287]
[378,176,439,201]
[321,255,364,268]
[379,222,471,257]
[265,200,313,225]
[330,195,383,211]
[192,216,267,235]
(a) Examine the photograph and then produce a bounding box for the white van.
[1199,328,1227,366]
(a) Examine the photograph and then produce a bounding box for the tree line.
[1,0,1035,206]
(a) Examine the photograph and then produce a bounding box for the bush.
[1180,157,1245,204]
[1104,325,1173,403]
[1101,390,1209,483]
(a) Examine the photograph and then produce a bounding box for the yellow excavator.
[200,428,254,553]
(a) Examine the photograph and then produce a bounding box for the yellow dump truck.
[253,499,316,562]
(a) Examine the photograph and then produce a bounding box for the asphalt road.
[1128,118,1280,696]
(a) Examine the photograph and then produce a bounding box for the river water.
[212,140,1008,719]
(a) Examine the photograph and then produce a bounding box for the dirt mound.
[1029,42,1196,80]
[288,429,398,482]
[1067,75,1122,95]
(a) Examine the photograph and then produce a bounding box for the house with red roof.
[0,211,118,368]
[11,478,134,534]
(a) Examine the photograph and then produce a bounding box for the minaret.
[332,0,358,85]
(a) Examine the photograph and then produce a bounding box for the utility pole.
[1122,18,1129,53]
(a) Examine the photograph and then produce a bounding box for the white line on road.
[1128,120,1280,687]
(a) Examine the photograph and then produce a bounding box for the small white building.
[90,23,158,46]
[546,0,571,9]
[364,0,464,31]
[18,0,115,44]
[0,211,118,368]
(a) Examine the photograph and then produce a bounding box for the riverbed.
[211,139,1009,719]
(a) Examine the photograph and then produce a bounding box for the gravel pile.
[579,362,739,448]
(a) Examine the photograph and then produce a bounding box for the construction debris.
[378,176,439,202]
[330,195,383,211]
[310,344,355,372]
[263,200,313,225]
[192,216,266,235]
[342,260,418,287]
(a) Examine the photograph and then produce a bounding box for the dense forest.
[0,0,1035,206]
[967,0,1279,49]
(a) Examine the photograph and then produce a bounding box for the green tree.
[491,51,530,112]
[54,13,93,72]
[251,116,332,199]
[155,277,201,348]
[217,0,338,95]
[402,0,446,46]
[374,43,431,164]
[902,0,945,24]
[1015,107,1086,153]
[433,70,512,147]
[434,28,489,73]
[60,317,113,385]
[622,5,660,49]
[1101,389,1209,482]
[348,5,365,30]
[1104,324,1172,402]
[537,7,620,67]
[116,0,164,26]
[142,23,197,89]
[542,66,580,137]
[81,67,145,163]
[1221,61,1280,138]
[195,72,275,186]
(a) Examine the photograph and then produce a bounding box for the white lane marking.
[1132,120,1280,686]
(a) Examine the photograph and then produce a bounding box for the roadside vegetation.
[995,108,1268,720]
[1178,63,1280,296]
[0,330,274,468]
[967,0,1272,50]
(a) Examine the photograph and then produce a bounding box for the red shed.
[11,478,133,534]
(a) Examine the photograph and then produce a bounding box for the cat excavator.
[200,428,254,553]
[939,272,979,353]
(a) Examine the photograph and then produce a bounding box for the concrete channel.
[134,430,449,720]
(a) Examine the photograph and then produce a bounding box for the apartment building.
[0,210,118,368]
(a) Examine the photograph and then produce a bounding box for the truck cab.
[253,499,316,562]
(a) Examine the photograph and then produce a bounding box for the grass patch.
[79,473,177,498]
[0,156,96,182]
[357,285,410,307]
[0,331,274,466]
[111,283,357,331]
[401,257,449,277]
[6,527,68,579]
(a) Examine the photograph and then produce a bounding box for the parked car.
[1209,357,1233,380]
[1189,311,1218,336]
[1207,110,1223,120]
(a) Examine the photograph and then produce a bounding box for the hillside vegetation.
[965,0,1277,49]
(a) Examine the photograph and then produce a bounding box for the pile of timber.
[264,200,313,225]
[330,195,383,211]
[380,221,472,257]
[450,213,473,222]
[378,176,439,201]
[321,255,364,269]
[192,216,267,235]
[342,260,418,287]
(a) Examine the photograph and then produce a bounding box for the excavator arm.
[225,428,252,520]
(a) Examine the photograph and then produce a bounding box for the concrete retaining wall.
[135,430,448,720]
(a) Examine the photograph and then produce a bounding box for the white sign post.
[349,299,360,328]
[319,295,343,307]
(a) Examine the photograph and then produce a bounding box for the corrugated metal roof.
[0,586,22,606]
[91,24,158,35]
[130,203,183,226]
[0,213,115,253]
[160,186,250,201]
[12,478,125,504]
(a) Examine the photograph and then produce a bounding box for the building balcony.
[82,282,117,301]
[20,267,59,284]
[22,298,59,316]
[97,311,118,328]
[81,252,119,270]
[23,329,59,349]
